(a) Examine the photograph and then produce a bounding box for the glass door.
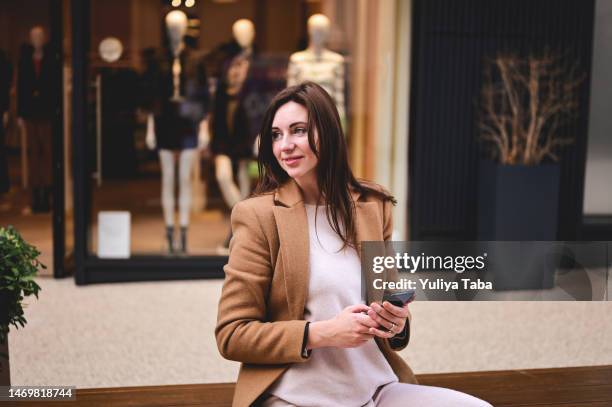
[0,0,67,278]
[72,0,231,284]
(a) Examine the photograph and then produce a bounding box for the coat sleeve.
[381,198,412,351]
[215,200,310,365]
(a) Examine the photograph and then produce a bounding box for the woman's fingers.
[366,309,403,334]
[368,325,396,339]
[381,301,410,318]
[357,332,374,340]
[370,302,404,326]
[356,313,379,328]
[346,303,371,314]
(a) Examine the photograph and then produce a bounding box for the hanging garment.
[287,48,346,120]
[17,43,56,120]
[18,43,57,190]
[145,47,210,151]
[210,53,254,160]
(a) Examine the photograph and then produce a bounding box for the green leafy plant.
[0,226,44,345]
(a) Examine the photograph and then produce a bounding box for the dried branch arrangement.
[479,51,584,165]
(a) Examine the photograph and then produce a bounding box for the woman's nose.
[280,137,295,151]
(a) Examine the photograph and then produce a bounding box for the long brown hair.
[255,81,396,248]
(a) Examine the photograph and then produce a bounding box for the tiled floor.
[8,276,612,388]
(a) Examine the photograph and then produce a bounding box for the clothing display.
[18,42,57,204]
[210,35,283,218]
[17,43,56,121]
[147,47,209,151]
[287,48,346,121]
[0,49,11,194]
[203,40,242,80]
[143,11,211,253]
[210,52,258,160]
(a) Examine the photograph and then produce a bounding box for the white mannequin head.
[307,14,330,50]
[165,10,188,55]
[232,19,255,49]
[29,26,46,51]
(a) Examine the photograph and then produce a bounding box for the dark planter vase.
[478,160,561,290]
[478,160,561,240]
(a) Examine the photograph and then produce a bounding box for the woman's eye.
[271,132,282,140]
[294,127,307,135]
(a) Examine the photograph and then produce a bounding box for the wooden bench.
[16,365,612,406]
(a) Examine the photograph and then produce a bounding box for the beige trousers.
[262,381,493,407]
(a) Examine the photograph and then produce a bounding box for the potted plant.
[478,51,584,241]
[0,226,44,385]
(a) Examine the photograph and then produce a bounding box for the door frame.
[51,0,67,278]
[70,0,225,285]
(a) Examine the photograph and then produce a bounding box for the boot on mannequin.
[165,225,175,255]
[180,226,188,254]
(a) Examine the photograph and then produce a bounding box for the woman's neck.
[295,176,322,205]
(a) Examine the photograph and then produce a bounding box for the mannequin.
[0,49,11,195]
[287,14,346,127]
[17,26,56,212]
[210,19,256,247]
[145,10,210,254]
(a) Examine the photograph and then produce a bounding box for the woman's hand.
[366,301,411,339]
[307,304,378,349]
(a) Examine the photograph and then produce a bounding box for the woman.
[215,82,491,407]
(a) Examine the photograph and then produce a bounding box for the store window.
[0,0,67,277]
[80,0,410,264]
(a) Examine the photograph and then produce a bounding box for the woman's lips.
[283,156,303,166]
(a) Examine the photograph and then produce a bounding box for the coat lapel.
[273,180,309,319]
[272,180,385,317]
[354,201,385,304]
[273,204,309,319]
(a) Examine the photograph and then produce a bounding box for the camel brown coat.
[215,180,417,407]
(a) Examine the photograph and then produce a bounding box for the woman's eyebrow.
[271,121,307,130]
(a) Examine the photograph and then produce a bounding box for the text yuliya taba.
[373,278,493,291]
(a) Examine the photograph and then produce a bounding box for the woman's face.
[271,101,318,186]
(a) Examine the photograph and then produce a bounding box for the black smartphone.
[382,290,416,307]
